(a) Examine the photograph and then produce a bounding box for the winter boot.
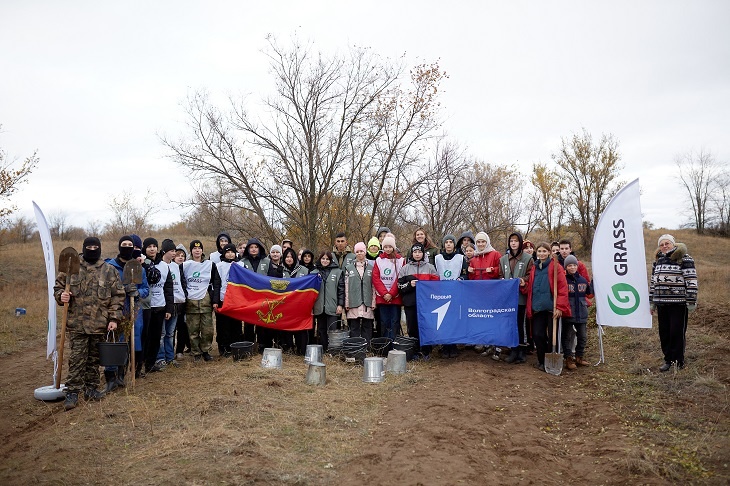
[575,356,590,367]
[116,366,126,387]
[135,351,145,378]
[84,387,106,401]
[515,347,526,364]
[64,392,78,411]
[505,348,519,364]
[104,370,118,393]
[565,356,577,370]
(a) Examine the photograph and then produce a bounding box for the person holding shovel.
[54,237,126,410]
[521,242,570,372]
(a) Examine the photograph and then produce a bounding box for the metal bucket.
[261,348,283,369]
[230,341,255,361]
[305,361,326,385]
[362,357,385,383]
[327,329,349,353]
[386,350,407,374]
[304,344,323,364]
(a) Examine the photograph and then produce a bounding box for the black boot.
[515,347,526,364]
[104,370,118,393]
[84,387,105,401]
[505,348,519,364]
[116,366,126,387]
[64,392,78,411]
[135,351,145,378]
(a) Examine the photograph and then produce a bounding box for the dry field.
[0,229,728,485]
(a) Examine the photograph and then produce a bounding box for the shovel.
[122,259,143,386]
[55,247,80,389]
[545,255,563,376]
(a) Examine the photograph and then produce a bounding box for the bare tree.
[675,149,722,234]
[1,125,39,224]
[162,38,444,250]
[552,129,623,251]
[530,162,567,242]
[105,189,159,236]
[712,170,730,236]
[49,210,70,240]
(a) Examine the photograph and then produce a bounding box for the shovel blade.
[122,259,143,285]
[545,352,563,376]
[58,247,80,275]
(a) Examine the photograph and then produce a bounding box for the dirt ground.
[1,315,727,486]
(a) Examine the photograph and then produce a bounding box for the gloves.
[124,283,139,298]
[687,304,696,314]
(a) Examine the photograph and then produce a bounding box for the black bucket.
[370,337,392,356]
[342,345,367,364]
[231,341,255,361]
[393,336,417,361]
[98,336,128,367]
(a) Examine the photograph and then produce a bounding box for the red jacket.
[522,259,572,319]
[468,251,501,280]
[372,252,405,305]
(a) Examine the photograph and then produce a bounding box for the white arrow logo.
[431,301,451,330]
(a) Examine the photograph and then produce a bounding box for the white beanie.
[270,244,282,254]
[658,234,675,247]
[382,236,396,250]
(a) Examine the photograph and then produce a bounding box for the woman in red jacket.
[372,236,405,339]
[469,231,503,359]
[521,242,571,371]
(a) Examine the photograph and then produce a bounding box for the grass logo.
[192,271,200,278]
[384,268,391,275]
[443,269,452,278]
[607,283,640,315]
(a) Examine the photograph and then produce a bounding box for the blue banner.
[416,279,519,346]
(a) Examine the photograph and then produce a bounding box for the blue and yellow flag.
[219,264,321,331]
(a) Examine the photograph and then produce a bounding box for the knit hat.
[354,242,367,253]
[222,243,237,254]
[130,234,142,249]
[161,238,176,254]
[142,237,158,251]
[443,234,456,245]
[658,234,675,247]
[564,255,578,267]
[411,243,425,254]
[270,244,282,254]
[523,239,534,250]
[118,235,134,248]
[382,236,396,249]
[367,237,381,250]
[475,231,489,243]
[190,239,203,251]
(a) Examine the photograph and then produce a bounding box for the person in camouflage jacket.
[54,237,125,410]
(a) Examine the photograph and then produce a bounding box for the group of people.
[53,226,697,411]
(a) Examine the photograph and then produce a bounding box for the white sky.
[1,0,728,233]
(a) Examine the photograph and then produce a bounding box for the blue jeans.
[157,314,178,362]
[378,304,401,340]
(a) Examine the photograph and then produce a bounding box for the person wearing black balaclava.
[104,236,150,389]
[54,237,126,411]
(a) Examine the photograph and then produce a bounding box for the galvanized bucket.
[362,357,385,383]
[304,344,323,364]
[261,348,283,369]
[305,361,326,386]
[386,349,407,374]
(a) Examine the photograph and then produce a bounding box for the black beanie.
[142,237,158,252]
[160,238,176,253]
[118,235,133,249]
[190,239,203,252]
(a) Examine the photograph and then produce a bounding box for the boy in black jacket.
[561,255,593,369]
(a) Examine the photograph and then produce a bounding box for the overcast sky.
[1,0,728,235]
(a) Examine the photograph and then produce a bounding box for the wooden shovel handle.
[55,277,71,389]
[552,256,559,349]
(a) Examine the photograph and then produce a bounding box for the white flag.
[591,179,651,328]
[33,202,58,357]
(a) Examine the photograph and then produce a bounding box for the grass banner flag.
[220,264,321,331]
[416,279,519,346]
[591,178,651,328]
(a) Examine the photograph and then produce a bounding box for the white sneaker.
[176,353,184,360]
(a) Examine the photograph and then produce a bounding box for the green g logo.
[443,270,452,278]
[171,274,176,280]
[193,271,201,278]
[384,268,392,276]
[607,283,640,315]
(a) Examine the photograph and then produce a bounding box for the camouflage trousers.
[186,311,214,356]
[66,332,103,393]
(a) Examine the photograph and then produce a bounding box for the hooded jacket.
[210,232,232,264]
[299,249,316,273]
[456,231,475,255]
[522,258,571,319]
[238,238,270,275]
[283,248,309,278]
[312,258,345,315]
[499,233,533,305]
[469,238,501,280]
[649,242,698,306]
[565,271,592,323]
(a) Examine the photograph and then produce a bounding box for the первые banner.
[416,279,519,346]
